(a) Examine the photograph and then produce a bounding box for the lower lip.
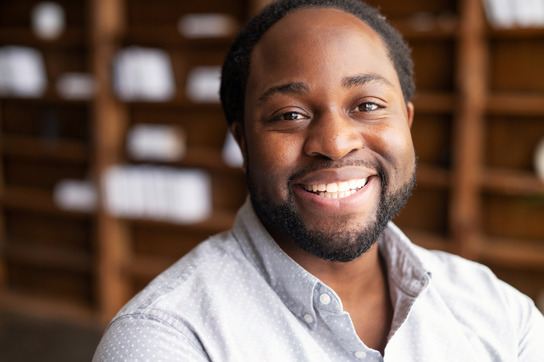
[294,176,379,212]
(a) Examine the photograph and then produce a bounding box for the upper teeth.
[303,178,368,198]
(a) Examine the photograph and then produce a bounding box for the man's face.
[236,8,416,262]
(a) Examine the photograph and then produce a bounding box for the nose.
[303,110,364,160]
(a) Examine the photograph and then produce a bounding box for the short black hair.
[220,0,415,126]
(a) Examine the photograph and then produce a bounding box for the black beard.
[248,160,416,263]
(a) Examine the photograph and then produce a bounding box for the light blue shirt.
[94,199,544,361]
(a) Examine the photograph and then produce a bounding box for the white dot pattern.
[93,200,544,361]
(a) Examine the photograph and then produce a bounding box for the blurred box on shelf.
[113,46,175,102]
[185,66,221,103]
[127,124,186,162]
[484,0,544,28]
[54,179,97,212]
[177,13,238,39]
[103,165,212,224]
[56,73,95,100]
[0,46,47,98]
[31,1,66,40]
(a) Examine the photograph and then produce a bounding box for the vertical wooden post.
[91,0,131,324]
[450,0,487,259]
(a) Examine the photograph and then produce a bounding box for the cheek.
[371,124,415,167]
[246,133,302,192]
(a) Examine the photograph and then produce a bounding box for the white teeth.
[303,178,368,199]
[338,182,350,192]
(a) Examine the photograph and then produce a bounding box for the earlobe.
[230,122,247,172]
[406,102,415,129]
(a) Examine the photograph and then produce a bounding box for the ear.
[406,102,414,129]
[229,121,247,172]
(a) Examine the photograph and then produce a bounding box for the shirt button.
[303,314,314,323]
[319,293,331,305]
[355,351,367,359]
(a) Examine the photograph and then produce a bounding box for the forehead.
[247,7,398,93]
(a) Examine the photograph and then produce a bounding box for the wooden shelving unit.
[0,0,542,326]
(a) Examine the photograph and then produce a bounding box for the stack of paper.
[185,66,221,103]
[113,46,176,101]
[484,0,544,28]
[127,124,186,162]
[54,179,97,212]
[104,165,212,224]
[177,13,237,39]
[0,46,47,97]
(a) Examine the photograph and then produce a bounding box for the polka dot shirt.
[94,199,544,361]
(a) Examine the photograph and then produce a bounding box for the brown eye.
[358,102,380,112]
[283,112,303,120]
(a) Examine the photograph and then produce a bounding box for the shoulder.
[118,230,254,319]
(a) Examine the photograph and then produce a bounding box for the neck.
[279,239,386,300]
[277,236,393,353]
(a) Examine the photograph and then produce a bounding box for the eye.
[357,102,382,112]
[273,111,306,121]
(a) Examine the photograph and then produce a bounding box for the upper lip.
[294,166,377,186]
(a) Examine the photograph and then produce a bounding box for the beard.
[248,159,417,263]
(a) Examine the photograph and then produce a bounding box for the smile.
[302,178,368,199]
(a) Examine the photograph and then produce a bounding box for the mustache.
[287,159,386,186]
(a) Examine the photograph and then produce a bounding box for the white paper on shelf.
[169,168,212,224]
[185,66,221,103]
[127,124,186,162]
[113,46,176,101]
[484,0,516,28]
[519,0,544,27]
[177,13,237,38]
[103,165,212,224]
[56,72,95,99]
[0,46,47,97]
[53,179,97,212]
[222,131,244,168]
[32,2,65,40]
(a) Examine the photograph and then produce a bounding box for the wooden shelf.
[4,243,92,273]
[391,17,458,39]
[0,288,98,325]
[487,26,544,39]
[412,92,456,113]
[486,93,544,116]
[122,255,172,281]
[2,135,89,162]
[0,186,91,218]
[417,164,451,189]
[130,145,242,174]
[122,26,235,47]
[123,208,236,234]
[125,99,222,110]
[476,237,544,270]
[0,28,87,48]
[400,227,453,253]
[0,94,90,105]
[480,168,544,196]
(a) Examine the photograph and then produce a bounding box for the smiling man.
[94,0,544,361]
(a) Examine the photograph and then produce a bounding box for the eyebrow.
[257,82,309,104]
[342,73,394,89]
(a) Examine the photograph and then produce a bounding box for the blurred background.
[0,0,543,360]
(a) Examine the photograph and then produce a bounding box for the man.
[94,0,544,360]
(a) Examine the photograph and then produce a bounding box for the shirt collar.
[231,198,432,321]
